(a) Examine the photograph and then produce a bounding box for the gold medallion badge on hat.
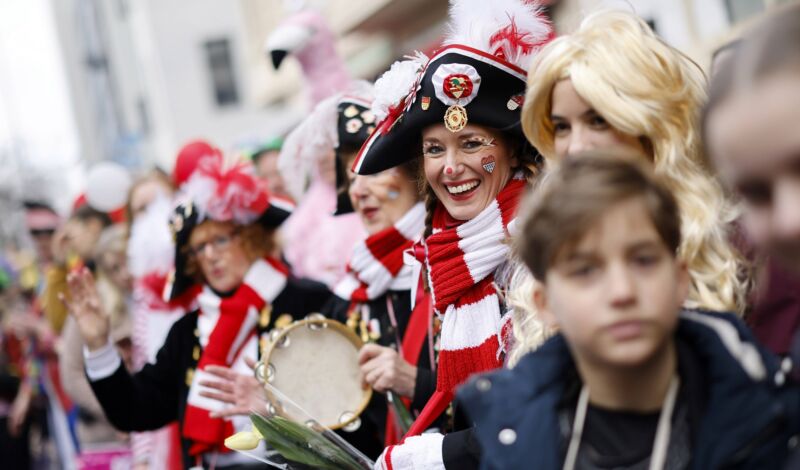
[432,63,482,132]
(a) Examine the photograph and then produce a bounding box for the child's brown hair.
[517,153,682,280]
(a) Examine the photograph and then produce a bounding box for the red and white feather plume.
[444,0,553,70]
[372,51,429,124]
[180,152,270,225]
[371,0,552,124]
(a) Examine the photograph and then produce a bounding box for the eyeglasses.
[188,232,237,258]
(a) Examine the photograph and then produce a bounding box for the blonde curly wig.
[509,10,749,365]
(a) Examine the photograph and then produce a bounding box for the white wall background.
[134,0,289,169]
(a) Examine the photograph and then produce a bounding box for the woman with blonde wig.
[507,10,748,364]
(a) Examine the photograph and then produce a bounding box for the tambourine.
[254,314,371,431]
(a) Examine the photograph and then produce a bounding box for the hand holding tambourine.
[358,344,417,399]
[254,315,372,431]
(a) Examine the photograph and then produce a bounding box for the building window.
[725,0,766,23]
[204,38,239,107]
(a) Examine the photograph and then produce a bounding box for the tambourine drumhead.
[262,317,371,430]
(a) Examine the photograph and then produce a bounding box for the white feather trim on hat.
[127,193,174,278]
[372,51,429,123]
[444,0,552,71]
[278,80,375,202]
[278,95,339,201]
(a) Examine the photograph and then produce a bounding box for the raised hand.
[199,357,264,418]
[358,344,417,399]
[63,267,110,351]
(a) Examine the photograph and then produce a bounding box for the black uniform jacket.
[88,276,331,469]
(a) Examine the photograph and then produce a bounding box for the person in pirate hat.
[321,84,438,457]
[269,6,365,290]
[64,152,331,469]
[352,1,553,468]
[208,84,440,463]
[217,82,437,459]
[276,98,367,289]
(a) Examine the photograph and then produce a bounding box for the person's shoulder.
[459,335,571,413]
[677,309,781,380]
[680,309,800,468]
[164,310,198,339]
[273,276,332,318]
[320,294,349,320]
[283,276,331,297]
[679,309,751,335]
[456,336,573,469]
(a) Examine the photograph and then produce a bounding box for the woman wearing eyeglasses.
[63,152,331,469]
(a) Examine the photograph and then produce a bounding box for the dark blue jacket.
[458,310,800,469]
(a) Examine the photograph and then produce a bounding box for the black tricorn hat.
[335,96,375,215]
[163,156,294,302]
[353,45,529,175]
[352,0,553,175]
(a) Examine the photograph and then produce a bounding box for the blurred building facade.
[548,0,797,64]
[50,0,296,170]
[242,0,796,112]
[47,0,796,171]
[239,0,448,109]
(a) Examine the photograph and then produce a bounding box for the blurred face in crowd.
[30,227,56,264]
[64,217,105,260]
[346,151,418,235]
[534,197,688,371]
[27,207,60,264]
[130,178,172,221]
[550,79,646,160]
[422,123,517,221]
[99,250,132,292]
[255,150,290,199]
[706,73,800,270]
[188,220,251,293]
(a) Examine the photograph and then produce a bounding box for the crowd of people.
[1,0,800,469]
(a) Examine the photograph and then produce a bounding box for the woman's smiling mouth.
[445,179,481,199]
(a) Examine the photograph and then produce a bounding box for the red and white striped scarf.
[398,174,526,440]
[334,203,425,302]
[183,257,288,456]
[424,175,525,394]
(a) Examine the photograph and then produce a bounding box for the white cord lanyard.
[562,376,680,470]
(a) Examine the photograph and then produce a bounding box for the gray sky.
[0,0,83,212]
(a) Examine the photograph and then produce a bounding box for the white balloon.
[85,162,132,212]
